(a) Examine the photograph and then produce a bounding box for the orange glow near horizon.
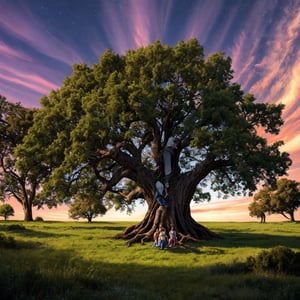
[6,196,300,223]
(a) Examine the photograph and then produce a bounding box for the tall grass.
[0,221,299,299]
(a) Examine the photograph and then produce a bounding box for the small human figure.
[168,225,177,248]
[158,226,168,250]
[153,228,159,247]
[163,136,177,180]
[163,136,178,188]
[155,180,168,207]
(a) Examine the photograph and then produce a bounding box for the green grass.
[0,221,299,299]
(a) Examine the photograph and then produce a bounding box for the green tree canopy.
[0,203,14,220]
[271,178,300,222]
[248,187,272,223]
[69,192,108,223]
[250,178,300,222]
[15,39,291,244]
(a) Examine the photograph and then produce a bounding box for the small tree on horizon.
[249,201,266,223]
[249,179,300,222]
[69,193,108,222]
[248,187,272,223]
[0,203,14,220]
[15,39,292,245]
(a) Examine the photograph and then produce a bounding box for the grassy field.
[0,220,299,299]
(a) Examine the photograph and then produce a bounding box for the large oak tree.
[16,39,291,244]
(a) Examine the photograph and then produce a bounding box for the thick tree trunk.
[260,213,266,223]
[113,148,227,246]
[115,202,218,246]
[289,210,295,222]
[22,198,33,221]
[115,175,219,246]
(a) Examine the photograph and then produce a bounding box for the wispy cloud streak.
[229,1,300,177]
[98,0,173,53]
[0,41,61,104]
[0,1,83,65]
[182,0,224,47]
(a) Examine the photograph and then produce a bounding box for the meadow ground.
[0,220,299,299]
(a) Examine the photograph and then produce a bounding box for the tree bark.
[23,200,33,221]
[115,169,219,246]
[111,141,229,245]
[289,210,295,222]
[20,187,33,221]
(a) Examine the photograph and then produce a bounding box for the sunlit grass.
[0,221,299,299]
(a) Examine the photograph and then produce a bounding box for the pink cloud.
[231,1,274,81]
[230,4,300,176]
[0,82,41,107]
[249,8,300,105]
[281,136,300,156]
[98,1,133,53]
[183,0,223,44]
[0,2,83,65]
[231,1,300,105]
[0,63,59,95]
[0,41,32,61]
[286,161,300,182]
[98,0,173,54]
[129,1,154,48]
[0,41,63,104]
[279,57,300,120]
[191,196,300,222]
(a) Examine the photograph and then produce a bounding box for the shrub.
[35,216,44,222]
[247,246,296,274]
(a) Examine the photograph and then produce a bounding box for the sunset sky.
[1,0,300,222]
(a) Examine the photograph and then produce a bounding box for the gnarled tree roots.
[114,206,220,246]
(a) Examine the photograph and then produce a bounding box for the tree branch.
[119,186,144,203]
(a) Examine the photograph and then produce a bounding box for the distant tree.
[250,179,300,222]
[249,201,266,223]
[0,203,14,220]
[271,178,300,222]
[15,39,291,244]
[0,95,49,221]
[249,187,273,222]
[69,192,108,222]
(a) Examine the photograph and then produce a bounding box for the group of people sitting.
[153,224,178,249]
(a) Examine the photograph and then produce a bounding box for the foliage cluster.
[0,203,14,220]
[249,178,300,222]
[246,246,300,275]
[69,195,108,222]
